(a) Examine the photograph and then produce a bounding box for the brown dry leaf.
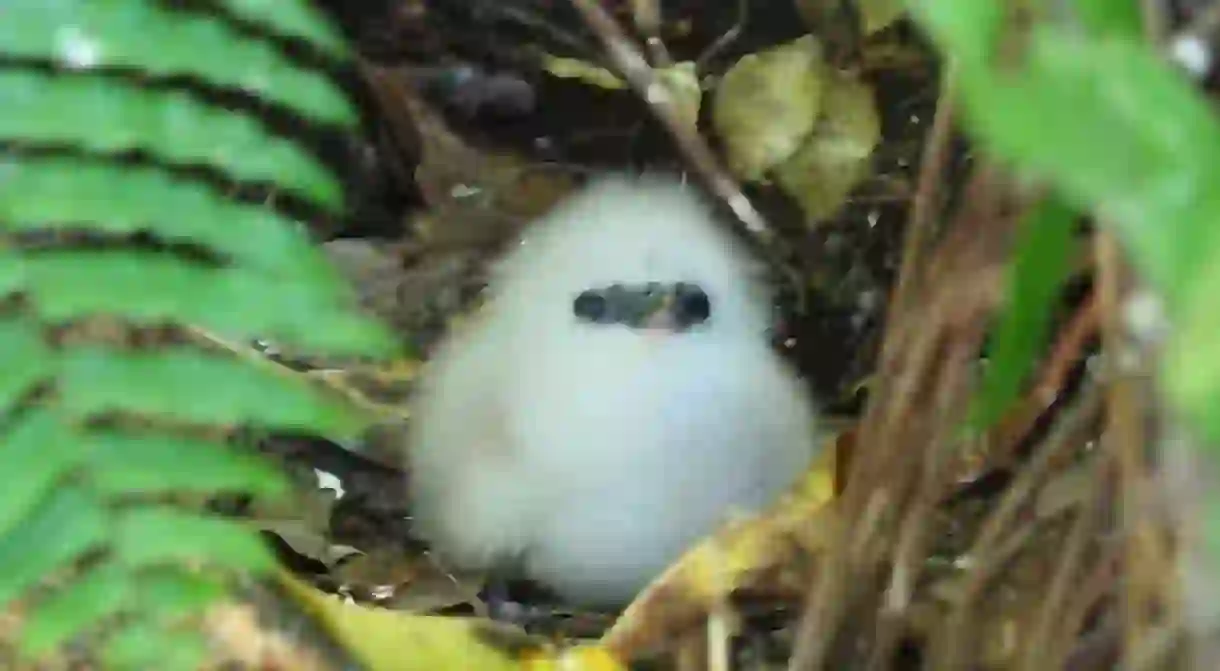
[261,515,359,568]
[855,0,906,34]
[601,440,840,659]
[333,547,486,616]
[711,34,827,181]
[382,560,487,615]
[320,239,456,348]
[1035,461,1095,519]
[361,61,578,248]
[334,547,421,589]
[319,235,488,360]
[772,69,880,227]
[322,239,405,318]
[307,359,420,419]
[250,480,353,567]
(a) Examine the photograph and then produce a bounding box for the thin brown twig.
[888,65,957,319]
[1058,541,1124,669]
[790,165,1015,671]
[785,500,857,669]
[565,0,775,247]
[935,383,1103,670]
[1095,227,1165,665]
[1020,473,1108,671]
[865,335,981,671]
[1064,609,1120,671]
[1141,0,1169,44]
[787,317,942,670]
[628,0,673,66]
[985,288,1099,470]
[1032,289,1100,407]
[847,166,1011,497]
[480,4,604,62]
[1129,627,1189,671]
[695,0,750,69]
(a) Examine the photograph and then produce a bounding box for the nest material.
[251,2,1190,669]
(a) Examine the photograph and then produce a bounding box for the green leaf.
[1166,266,1220,442]
[102,616,208,671]
[0,156,330,277]
[59,346,373,437]
[970,195,1077,429]
[0,68,342,211]
[112,507,274,571]
[913,5,1220,309]
[19,249,396,356]
[1070,0,1142,38]
[1,0,354,125]
[216,0,348,58]
[20,561,134,656]
[914,0,1220,446]
[0,248,25,296]
[910,0,1004,66]
[0,409,88,540]
[0,316,55,412]
[0,486,108,605]
[86,429,288,497]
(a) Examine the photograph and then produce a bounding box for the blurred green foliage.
[914,0,1220,444]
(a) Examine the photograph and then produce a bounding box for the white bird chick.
[406,174,820,607]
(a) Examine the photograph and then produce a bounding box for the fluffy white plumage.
[406,174,821,607]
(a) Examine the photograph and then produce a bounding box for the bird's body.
[406,174,820,607]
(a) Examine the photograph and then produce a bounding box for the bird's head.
[487,173,776,348]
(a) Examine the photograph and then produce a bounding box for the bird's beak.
[640,293,680,334]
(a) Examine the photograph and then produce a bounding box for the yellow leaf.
[522,644,628,671]
[542,56,627,90]
[652,61,703,132]
[772,70,880,227]
[712,35,827,181]
[277,569,535,671]
[857,0,906,35]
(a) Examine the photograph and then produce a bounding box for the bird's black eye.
[673,283,711,326]
[573,290,610,322]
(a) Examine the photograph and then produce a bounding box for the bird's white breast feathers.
[406,174,820,606]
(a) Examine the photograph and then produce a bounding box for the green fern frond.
[86,430,288,496]
[16,250,386,354]
[214,0,349,58]
[1,69,342,207]
[0,155,333,275]
[1,1,395,668]
[0,318,53,409]
[3,0,355,126]
[0,409,83,540]
[58,346,374,435]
